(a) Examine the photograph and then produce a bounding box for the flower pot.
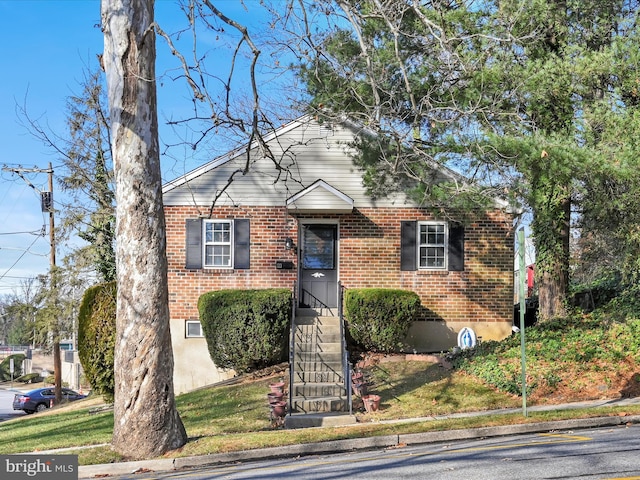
[270,400,287,418]
[269,382,285,394]
[363,394,380,413]
[267,392,284,404]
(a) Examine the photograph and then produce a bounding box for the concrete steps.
[289,308,352,419]
[293,370,344,384]
[292,382,345,397]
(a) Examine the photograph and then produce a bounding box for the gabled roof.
[162,115,314,195]
[161,114,512,212]
[286,180,354,214]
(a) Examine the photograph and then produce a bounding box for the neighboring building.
[163,115,515,394]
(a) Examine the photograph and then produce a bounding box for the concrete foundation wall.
[170,319,235,394]
[405,320,514,353]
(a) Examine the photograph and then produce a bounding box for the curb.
[78,414,640,479]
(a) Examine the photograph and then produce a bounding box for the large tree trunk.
[101,0,187,458]
[535,192,571,321]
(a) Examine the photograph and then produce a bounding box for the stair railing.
[338,281,352,415]
[288,281,297,417]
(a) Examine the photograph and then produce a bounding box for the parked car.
[12,387,86,414]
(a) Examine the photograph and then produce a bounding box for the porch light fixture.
[284,237,296,252]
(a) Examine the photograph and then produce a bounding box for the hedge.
[198,289,291,372]
[77,281,116,402]
[344,288,420,353]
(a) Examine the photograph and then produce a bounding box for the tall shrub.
[198,289,291,372]
[78,281,116,401]
[0,354,24,381]
[344,288,420,353]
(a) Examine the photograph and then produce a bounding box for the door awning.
[286,180,354,214]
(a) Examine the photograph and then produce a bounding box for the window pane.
[186,321,202,337]
[420,246,445,268]
[427,225,444,244]
[303,225,335,269]
[205,223,213,242]
[213,224,230,243]
[205,222,230,243]
[204,221,232,267]
[429,247,445,267]
[418,222,446,269]
[205,245,231,267]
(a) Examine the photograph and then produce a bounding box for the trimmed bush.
[16,372,43,384]
[198,289,291,372]
[344,288,420,353]
[0,354,25,381]
[78,281,116,402]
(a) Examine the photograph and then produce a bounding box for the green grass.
[2,356,639,466]
[0,408,113,454]
[354,361,521,418]
[4,299,640,466]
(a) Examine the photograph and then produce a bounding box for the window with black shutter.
[400,221,417,271]
[233,219,250,269]
[185,218,203,269]
[448,223,465,271]
[400,221,464,271]
[184,218,250,270]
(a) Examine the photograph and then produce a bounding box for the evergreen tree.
[297,0,640,320]
[18,67,116,283]
[60,68,116,283]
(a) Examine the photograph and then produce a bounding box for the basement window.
[185,320,204,338]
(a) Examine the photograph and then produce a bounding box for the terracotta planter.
[363,394,380,413]
[269,382,285,394]
[267,392,284,404]
[270,400,287,418]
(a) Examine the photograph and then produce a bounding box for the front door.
[300,223,338,308]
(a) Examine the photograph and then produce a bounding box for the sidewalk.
[77,396,640,479]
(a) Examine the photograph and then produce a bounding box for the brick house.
[163,115,514,396]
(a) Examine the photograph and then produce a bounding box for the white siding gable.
[287,180,354,213]
[162,116,412,208]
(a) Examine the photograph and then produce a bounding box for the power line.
[0,234,42,282]
[0,274,40,280]
[0,228,45,236]
[0,165,55,283]
[0,246,48,256]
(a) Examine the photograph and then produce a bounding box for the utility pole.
[47,163,56,274]
[1,163,62,404]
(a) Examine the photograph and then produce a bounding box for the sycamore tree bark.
[101,0,187,458]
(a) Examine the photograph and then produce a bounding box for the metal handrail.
[288,281,297,417]
[338,281,352,415]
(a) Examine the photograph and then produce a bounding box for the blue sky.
[0,0,105,294]
[0,0,293,295]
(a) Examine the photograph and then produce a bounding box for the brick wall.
[165,205,514,325]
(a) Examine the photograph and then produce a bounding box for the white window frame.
[185,320,204,338]
[203,219,233,269]
[418,221,448,270]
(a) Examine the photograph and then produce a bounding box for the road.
[100,425,640,480]
[0,386,27,421]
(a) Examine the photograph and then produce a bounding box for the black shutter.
[185,218,203,269]
[400,221,417,271]
[234,219,250,269]
[448,223,465,271]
